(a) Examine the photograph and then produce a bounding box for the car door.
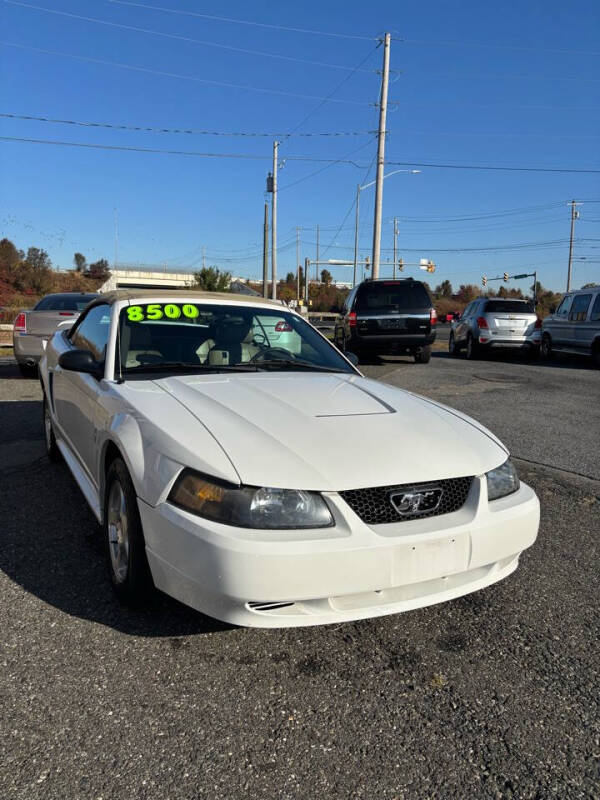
[587,292,600,355]
[569,293,593,351]
[548,294,573,346]
[455,302,475,344]
[53,303,111,481]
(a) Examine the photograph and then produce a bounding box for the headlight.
[486,459,520,501]
[168,470,334,529]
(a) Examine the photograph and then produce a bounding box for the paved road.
[0,353,598,799]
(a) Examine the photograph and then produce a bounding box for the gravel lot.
[0,350,598,799]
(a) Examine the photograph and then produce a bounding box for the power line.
[0,41,372,106]
[3,0,376,74]
[0,135,373,165]
[0,112,374,138]
[281,44,379,142]
[107,0,378,42]
[388,160,600,174]
[397,36,600,57]
[279,137,376,191]
[3,133,599,175]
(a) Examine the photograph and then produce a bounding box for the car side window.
[569,294,592,322]
[463,302,474,318]
[70,304,111,362]
[590,293,600,322]
[555,295,572,318]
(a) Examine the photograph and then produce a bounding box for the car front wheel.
[104,457,153,606]
[414,345,431,364]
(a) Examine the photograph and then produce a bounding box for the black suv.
[333,278,437,363]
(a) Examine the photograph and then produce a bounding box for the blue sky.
[1,0,599,292]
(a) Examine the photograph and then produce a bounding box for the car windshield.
[484,300,534,314]
[117,301,356,374]
[355,282,430,311]
[34,294,98,311]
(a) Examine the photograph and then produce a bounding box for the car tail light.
[348,311,357,327]
[14,312,27,333]
[59,311,75,317]
[477,316,489,329]
[274,321,292,332]
[534,318,542,329]
[430,309,437,326]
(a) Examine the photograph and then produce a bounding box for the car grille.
[339,476,474,525]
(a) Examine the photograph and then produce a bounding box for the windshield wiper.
[123,361,260,375]
[241,358,349,373]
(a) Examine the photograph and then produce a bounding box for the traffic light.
[503,272,509,282]
[398,258,403,272]
[482,276,487,287]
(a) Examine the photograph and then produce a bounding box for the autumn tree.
[320,269,332,286]
[73,252,87,272]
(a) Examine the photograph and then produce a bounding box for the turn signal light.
[430,309,437,326]
[348,311,357,327]
[477,316,489,329]
[14,312,27,333]
[274,321,292,332]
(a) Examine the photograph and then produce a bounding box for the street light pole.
[353,184,360,288]
[371,32,391,280]
[392,217,398,279]
[271,140,278,300]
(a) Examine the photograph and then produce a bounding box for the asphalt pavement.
[0,350,598,799]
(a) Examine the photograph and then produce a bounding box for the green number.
[182,304,199,319]
[127,306,144,322]
[164,304,181,319]
[146,303,163,320]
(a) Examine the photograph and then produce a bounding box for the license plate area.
[379,318,405,330]
[392,532,470,585]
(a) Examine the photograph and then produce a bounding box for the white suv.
[449,297,540,360]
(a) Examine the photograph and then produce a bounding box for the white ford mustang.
[39,290,539,627]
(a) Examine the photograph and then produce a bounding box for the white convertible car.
[39,290,539,627]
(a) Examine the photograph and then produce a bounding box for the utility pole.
[392,217,398,279]
[315,224,320,284]
[271,140,279,300]
[296,226,301,300]
[304,256,310,305]
[371,32,391,280]
[202,246,206,270]
[353,184,360,288]
[567,199,580,291]
[262,202,269,298]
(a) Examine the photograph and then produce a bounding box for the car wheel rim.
[107,480,129,584]
[44,403,53,452]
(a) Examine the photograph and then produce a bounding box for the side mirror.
[344,351,359,367]
[58,349,103,378]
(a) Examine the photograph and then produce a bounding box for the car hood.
[155,372,508,491]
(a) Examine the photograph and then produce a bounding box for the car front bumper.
[139,475,540,628]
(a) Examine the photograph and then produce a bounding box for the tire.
[448,332,459,357]
[465,334,478,360]
[104,457,153,606]
[592,344,600,369]
[540,334,552,360]
[414,345,431,364]
[43,395,61,462]
[18,362,37,378]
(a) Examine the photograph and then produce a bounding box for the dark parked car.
[334,278,436,364]
[541,287,600,367]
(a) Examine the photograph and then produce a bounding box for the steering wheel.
[250,347,293,363]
